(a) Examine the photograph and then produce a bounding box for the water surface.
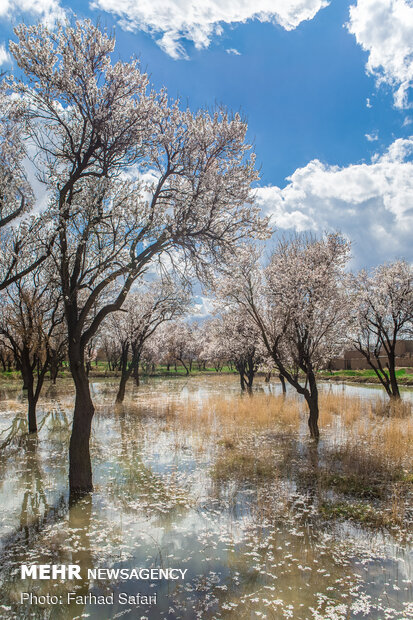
[0,375,411,619]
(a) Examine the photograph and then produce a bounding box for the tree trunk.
[279,373,286,394]
[132,350,140,386]
[178,358,189,375]
[306,371,319,440]
[69,352,94,495]
[115,372,128,404]
[246,356,255,389]
[235,361,246,392]
[387,352,401,399]
[116,349,140,403]
[27,391,37,434]
[21,354,37,433]
[240,373,246,391]
[50,360,59,384]
[134,367,140,386]
[115,344,130,404]
[307,396,319,440]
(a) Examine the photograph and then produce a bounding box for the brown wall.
[329,340,413,370]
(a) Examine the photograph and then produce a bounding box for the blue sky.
[1,0,413,269]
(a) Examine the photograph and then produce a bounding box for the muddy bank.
[320,374,413,386]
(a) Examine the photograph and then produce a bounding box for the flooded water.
[0,375,412,619]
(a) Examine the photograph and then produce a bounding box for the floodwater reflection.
[0,375,411,619]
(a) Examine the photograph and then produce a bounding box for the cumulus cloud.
[348,0,413,108]
[226,48,241,55]
[0,0,65,26]
[256,138,413,267]
[90,0,329,59]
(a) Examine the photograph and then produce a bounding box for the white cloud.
[348,0,413,108]
[193,295,215,318]
[0,43,10,66]
[0,0,65,26]
[365,130,378,141]
[226,48,241,55]
[90,0,329,59]
[256,138,413,267]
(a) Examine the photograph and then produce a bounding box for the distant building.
[329,340,413,371]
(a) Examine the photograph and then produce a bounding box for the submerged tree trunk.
[115,349,140,404]
[356,345,401,400]
[20,357,37,433]
[275,359,319,439]
[115,344,130,404]
[69,347,94,496]
[27,391,37,434]
[236,357,255,392]
[305,371,319,440]
[21,352,45,434]
[387,351,401,399]
[115,372,128,404]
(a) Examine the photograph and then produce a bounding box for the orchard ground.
[2,361,412,385]
[0,372,412,619]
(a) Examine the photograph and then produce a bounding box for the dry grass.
[319,391,364,428]
[178,392,301,438]
[371,398,412,418]
[315,392,413,472]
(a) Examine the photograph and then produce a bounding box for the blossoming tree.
[9,20,268,494]
[0,267,64,432]
[350,260,413,399]
[105,278,190,403]
[218,234,350,438]
[0,83,51,290]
